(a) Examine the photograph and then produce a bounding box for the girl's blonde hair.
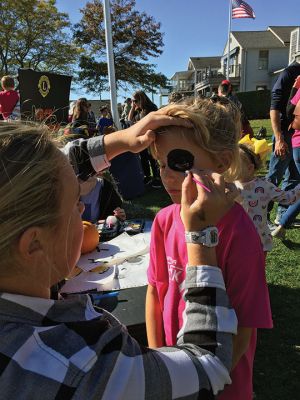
[151,96,242,180]
[0,122,64,268]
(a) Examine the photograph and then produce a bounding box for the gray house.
[221,26,298,92]
[163,25,299,102]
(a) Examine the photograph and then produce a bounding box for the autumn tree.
[0,0,80,75]
[73,0,167,95]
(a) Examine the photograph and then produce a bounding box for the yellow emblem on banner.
[38,75,51,98]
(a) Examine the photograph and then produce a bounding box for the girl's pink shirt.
[148,202,272,400]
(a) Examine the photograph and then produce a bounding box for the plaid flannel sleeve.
[75,265,237,399]
[62,135,111,181]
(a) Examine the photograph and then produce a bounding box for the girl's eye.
[167,149,194,172]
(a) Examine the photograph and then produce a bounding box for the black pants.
[139,149,159,178]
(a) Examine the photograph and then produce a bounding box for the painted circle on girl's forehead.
[167,149,194,172]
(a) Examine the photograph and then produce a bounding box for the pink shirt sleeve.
[291,88,300,105]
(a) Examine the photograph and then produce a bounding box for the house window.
[179,80,186,89]
[258,50,269,70]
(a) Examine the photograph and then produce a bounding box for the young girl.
[0,119,238,399]
[146,97,273,400]
[235,142,300,249]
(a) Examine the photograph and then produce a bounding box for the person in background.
[128,90,161,188]
[271,74,300,237]
[79,174,126,223]
[266,52,300,227]
[218,80,254,138]
[0,75,19,120]
[97,106,113,135]
[168,91,184,104]
[120,97,132,129]
[235,143,300,251]
[87,102,97,131]
[146,97,272,400]
[0,117,238,399]
[72,98,89,128]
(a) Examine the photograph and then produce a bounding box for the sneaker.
[151,178,162,189]
[271,225,286,239]
[267,220,277,232]
[274,216,281,225]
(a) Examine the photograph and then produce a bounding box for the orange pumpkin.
[81,221,100,254]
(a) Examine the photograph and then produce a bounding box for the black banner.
[18,69,72,124]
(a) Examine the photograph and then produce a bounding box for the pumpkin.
[81,221,100,254]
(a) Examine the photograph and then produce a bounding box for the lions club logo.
[38,75,51,98]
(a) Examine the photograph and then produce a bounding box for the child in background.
[0,75,19,120]
[235,142,300,248]
[80,174,126,223]
[97,106,113,135]
[146,97,273,400]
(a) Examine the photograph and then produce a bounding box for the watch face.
[209,230,218,244]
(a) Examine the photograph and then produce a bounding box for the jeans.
[266,134,300,220]
[279,146,300,227]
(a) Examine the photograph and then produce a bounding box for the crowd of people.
[0,49,299,399]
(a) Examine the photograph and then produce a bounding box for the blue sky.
[56,0,300,104]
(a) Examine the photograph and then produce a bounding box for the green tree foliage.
[0,0,80,75]
[73,0,167,94]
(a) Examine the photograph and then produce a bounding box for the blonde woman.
[0,116,237,399]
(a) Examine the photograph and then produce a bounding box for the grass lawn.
[124,119,300,399]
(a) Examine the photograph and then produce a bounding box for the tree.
[73,0,167,95]
[0,0,80,75]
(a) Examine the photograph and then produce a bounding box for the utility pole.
[226,0,232,79]
[103,0,120,129]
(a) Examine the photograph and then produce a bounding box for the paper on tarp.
[60,232,150,293]
[100,253,150,291]
[78,232,150,270]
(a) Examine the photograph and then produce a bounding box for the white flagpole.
[103,0,121,129]
[226,0,232,79]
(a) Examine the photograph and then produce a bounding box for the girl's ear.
[216,150,233,173]
[18,227,44,262]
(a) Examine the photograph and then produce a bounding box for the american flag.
[232,0,255,19]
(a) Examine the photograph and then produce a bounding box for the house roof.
[169,71,194,80]
[232,30,286,49]
[268,26,299,44]
[188,57,221,70]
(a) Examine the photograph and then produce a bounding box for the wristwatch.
[185,227,219,247]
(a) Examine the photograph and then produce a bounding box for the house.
[159,57,222,105]
[189,57,223,97]
[221,26,299,92]
[162,25,299,103]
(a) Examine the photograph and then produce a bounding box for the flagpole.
[103,0,120,129]
[226,0,232,79]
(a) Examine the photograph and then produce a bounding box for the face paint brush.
[184,171,211,193]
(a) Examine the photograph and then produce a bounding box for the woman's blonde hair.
[0,122,64,266]
[151,96,242,180]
